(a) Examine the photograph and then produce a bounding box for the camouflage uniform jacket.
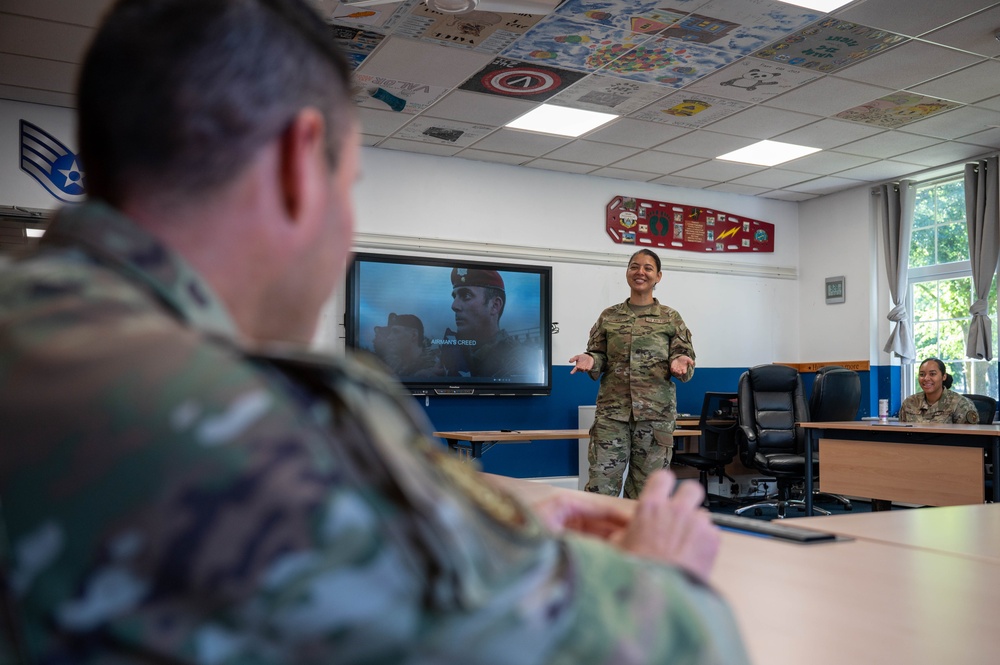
[586,299,695,423]
[0,202,748,664]
[898,388,979,423]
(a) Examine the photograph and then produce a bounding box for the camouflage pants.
[585,416,674,500]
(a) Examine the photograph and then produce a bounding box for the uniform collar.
[42,200,239,340]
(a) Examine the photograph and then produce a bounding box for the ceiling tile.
[785,175,868,195]
[835,0,997,37]
[833,160,925,181]
[354,36,493,87]
[541,140,642,166]
[670,160,765,181]
[0,52,77,93]
[782,151,878,175]
[955,127,1000,149]
[706,182,772,196]
[891,141,993,166]
[454,149,527,166]
[908,60,1000,104]
[653,131,758,158]
[728,169,819,189]
[896,105,1000,140]
[588,167,659,182]
[584,118,692,149]
[763,189,820,202]
[649,174,717,189]
[773,119,885,149]
[703,106,820,140]
[423,90,536,126]
[834,40,984,90]
[357,107,412,135]
[609,150,705,174]
[763,77,894,116]
[836,130,943,158]
[0,83,74,107]
[523,158,595,175]
[378,137,463,157]
[0,0,112,26]
[0,13,93,63]
[922,5,1000,57]
[469,128,572,156]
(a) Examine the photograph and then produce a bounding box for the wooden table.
[436,428,700,460]
[792,503,1000,565]
[799,420,1000,515]
[486,474,1000,665]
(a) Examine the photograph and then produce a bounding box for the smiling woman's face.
[918,360,945,399]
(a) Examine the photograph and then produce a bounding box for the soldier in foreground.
[0,1,747,663]
[570,249,696,499]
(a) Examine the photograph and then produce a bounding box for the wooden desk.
[436,428,700,459]
[792,503,1000,565]
[800,421,1000,514]
[486,475,1000,665]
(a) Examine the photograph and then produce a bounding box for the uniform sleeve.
[668,311,696,383]
[585,311,609,379]
[955,395,979,424]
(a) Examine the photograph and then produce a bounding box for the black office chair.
[735,364,830,518]
[965,394,998,498]
[673,392,739,506]
[807,366,861,511]
[963,393,997,424]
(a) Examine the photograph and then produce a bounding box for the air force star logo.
[19,120,86,204]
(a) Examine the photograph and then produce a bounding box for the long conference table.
[487,474,1000,665]
[800,420,1000,515]
[434,428,702,460]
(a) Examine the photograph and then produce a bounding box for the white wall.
[3,98,807,368]
[341,147,803,367]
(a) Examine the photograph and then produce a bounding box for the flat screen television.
[345,252,552,396]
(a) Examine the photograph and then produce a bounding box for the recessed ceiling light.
[778,0,853,11]
[505,104,617,138]
[717,140,821,167]
[24,228,45,238]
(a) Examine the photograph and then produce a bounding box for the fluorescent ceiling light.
[24,228,45,238]
[505,104,617,137]
[779,1,853,11]
[717,140,821,167]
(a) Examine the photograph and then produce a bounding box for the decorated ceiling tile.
[835,93,961,129]
[327,0,409,30]
[630,90,750,128]
[458,57,587,102]
[595,36,739,87]
[353,73,451,114]
[547,74,671,115]
[684,57,820,103]
[393,117,497,146]
[330,25,386,70]
[752,17,907,73]
[501,15,651,72]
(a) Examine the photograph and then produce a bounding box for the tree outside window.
[907,177,998,399]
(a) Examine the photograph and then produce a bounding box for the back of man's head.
[78,0,354,206]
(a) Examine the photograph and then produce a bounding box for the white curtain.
[879,180,916,362]
[964,157,1000,360]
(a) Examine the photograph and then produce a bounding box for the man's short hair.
[78,0,355,205]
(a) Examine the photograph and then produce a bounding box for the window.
[906,176,998,399]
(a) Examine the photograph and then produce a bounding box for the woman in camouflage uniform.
[899,357,979,423]
[569,249,696,499]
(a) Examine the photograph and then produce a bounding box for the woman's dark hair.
[629,249,661,272]
[78,0,355,206]
[920,357,953,389]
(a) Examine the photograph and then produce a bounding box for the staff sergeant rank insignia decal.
[19,120,87,204]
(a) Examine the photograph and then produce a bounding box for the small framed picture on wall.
[825,276,845,304]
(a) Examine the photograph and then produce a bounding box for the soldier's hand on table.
[670,355,695,378]
[568,354,594,374]
[617,470,719,584]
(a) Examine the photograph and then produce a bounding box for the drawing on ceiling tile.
[630,91,749,128]
[330,26,385,70]
[547,74,670,114]
[459,57,587,101]
[684,57,820,103]
[752,17,907,72]
[353,74,451,114]
[502,16,648,71]
[835,93,961,129]
[395,118,496,146]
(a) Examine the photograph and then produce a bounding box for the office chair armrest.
[739,424,757,456]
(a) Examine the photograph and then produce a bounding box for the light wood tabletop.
[486,474,1000,665]
[436,428,701,459]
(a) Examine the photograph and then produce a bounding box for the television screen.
[345,253,552,396]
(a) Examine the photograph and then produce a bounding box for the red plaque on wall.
[606,196,774,253]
